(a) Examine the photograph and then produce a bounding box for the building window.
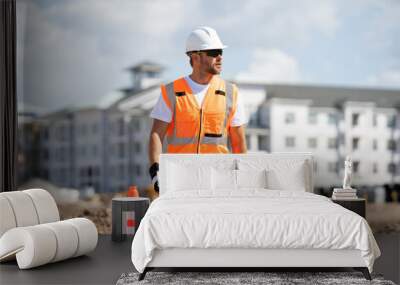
[373,114,378,127]
[118,118,125,136]
[352,113,360,127]
[387,139,397,151]
[338,133,345,146]
[308,111,317,125]
[285,137,295,148]
[285,112,295,124]
[109,165,115,177]
[328,113,336,125]
[373,163,378,174]
[81,145,86,157]
[119,164,125,179]
[92,145,97,156]
[118,143,125,158]
[134,119,141,131]
[308,138,317,149]
[81,124,87,136]
[134,142,141,154]
[353,161,360,174]
[387,115,396,128]
[258,135,268,151]
[373,139,378,151]
[58,126,66,141]
[42,128,49,140]
[93,166,100,176]
[245,135,251,149]
[352,137,360,150]
[249,111,258,126]
[87,166,93,179]
[135,164,142,176]
[92,124,98,134]
[80,167,86,179]
[388,163,396,174]
[60,147,66,162]
[328,138,337,149]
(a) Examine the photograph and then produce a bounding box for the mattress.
[131,189,381,273]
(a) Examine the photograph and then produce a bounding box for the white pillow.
[167,163,213,191]
[212,168,237,190]
[236,169,268,189]
[237,159,307,191]
[266,162,306,191]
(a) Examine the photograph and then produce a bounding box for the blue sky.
[17,0,400,113]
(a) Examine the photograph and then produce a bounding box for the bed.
[131,153,381,280]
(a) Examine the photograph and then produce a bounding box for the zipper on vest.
[197,109,202,153]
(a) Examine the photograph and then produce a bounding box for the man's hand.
[148,119,169,193]
[149,162,160,193]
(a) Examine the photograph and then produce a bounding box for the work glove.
[149,162,159,193]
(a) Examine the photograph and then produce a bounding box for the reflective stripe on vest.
[166,136,194,145]
[163,76,236,153]
[202,135,228,145]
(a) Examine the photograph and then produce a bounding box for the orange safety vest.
[161,76,238,153]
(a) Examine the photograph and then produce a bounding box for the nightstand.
[331,198,366,218]
[111,197,150,242]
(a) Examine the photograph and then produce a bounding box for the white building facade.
[264,84,400,188]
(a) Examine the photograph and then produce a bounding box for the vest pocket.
[175,111,198,138]
[203,112,225,135]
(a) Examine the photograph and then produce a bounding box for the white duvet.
[131,190,380,273]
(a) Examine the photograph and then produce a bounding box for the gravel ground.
[58,193,114,234]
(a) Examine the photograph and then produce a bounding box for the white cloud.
[362,0,400,53]
[42,0,188,56]
[214,0,339,48]
[19,0,190,112]
[367,70,400,88]
[235,48,302,83]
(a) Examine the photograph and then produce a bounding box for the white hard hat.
[186,26,228,53]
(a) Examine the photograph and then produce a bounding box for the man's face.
[195,49,223,75]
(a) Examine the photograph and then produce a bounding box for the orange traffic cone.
[127,185,139,197]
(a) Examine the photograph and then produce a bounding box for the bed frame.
[139,248,371,280]
[138,153,372,281]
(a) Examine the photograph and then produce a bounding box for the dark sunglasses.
[204,49,223,57]
[192,49,223,58]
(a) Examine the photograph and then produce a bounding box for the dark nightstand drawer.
[331,198,366,218]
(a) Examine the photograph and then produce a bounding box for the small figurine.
[343,156,353,189]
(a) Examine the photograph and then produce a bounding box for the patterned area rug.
[116,271,395,285]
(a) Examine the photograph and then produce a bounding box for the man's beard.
[206,64,221,75]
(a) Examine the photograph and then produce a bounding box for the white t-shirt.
[150,76,247,126]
